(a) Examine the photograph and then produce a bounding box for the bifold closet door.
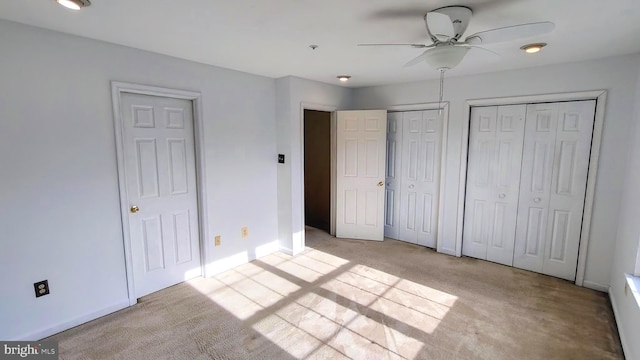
[513,101,595,281]
[397,110,443,247]
[384,110,443,248]
[462,105,526,265]
[384,112,402,240]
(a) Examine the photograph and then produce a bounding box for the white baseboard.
[583,281,609,293]
[16,300,130,341]
[279,246,293,256]
[609,290,631,360]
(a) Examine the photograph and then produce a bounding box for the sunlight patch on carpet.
[189,246,460,359]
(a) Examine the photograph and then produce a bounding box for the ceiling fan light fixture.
[56,0,91,10]
[423,46,470,70]
[521,43,547,54]
[337,75,351,82]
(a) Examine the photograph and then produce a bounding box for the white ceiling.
[2,0,640,87]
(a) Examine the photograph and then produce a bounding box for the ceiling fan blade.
[403,51,429,68]
[426,12,455,39]
[366,6,430,20]
[467,45,500,57]
[358,43,431,48]
[466,46,501,62]
[464,22,555,45]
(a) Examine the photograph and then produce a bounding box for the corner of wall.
[275,77,294,252]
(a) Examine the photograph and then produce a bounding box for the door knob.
[377,181,384,187]
[409,184,415,189]
[534,197,542,203]
[498,193,506,199]
[130,205,140,213]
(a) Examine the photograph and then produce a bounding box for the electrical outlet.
[215,235,221,246]
[241,227,249,238]
[34,280,49,298]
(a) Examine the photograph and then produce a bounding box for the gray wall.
[0,20,278,340]
[609,61,640,359]
[275,76,352,254]
[352,54,640,290]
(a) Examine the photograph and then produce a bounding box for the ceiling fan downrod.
[438,68,446,115]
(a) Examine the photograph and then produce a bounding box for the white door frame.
[387,102,450,251]
[455,90,607,287]
[111,81,209,305]
[300,102,338,243]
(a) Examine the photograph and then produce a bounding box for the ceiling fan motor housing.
[426,6,473,42]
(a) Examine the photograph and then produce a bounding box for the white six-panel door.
[336,110,387,241]
[397,110,443,247]
[121,93,201,298]
[464,100,596,281]
[384,110,444,248]
[513,101,595,280]
[463,105,526,265]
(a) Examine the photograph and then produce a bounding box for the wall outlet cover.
[34,280,50,298]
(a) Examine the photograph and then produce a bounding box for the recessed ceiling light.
[56,0,91,10]
[520,43,547,54]
[337,75,351,82]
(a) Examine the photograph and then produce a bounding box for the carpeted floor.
[47,227,623,359]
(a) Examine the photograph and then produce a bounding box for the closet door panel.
[463,105,526,265]
[543,100,595,281]
[513,104,558,272]
[394,110,443,247]
[463,106,497,260]
[384,112,403,239]
[398,111,422,244]
[416,110,442,247]
[485,105,527,265]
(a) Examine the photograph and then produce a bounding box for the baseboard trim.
[16,300,130,341]
[609,290,631,359]
[583,281,609,293]
[279,246,294,256]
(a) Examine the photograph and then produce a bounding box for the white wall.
[353,54,640,290]
[608,61,640,359]
[275,76,352,254]
[0,20,278,340]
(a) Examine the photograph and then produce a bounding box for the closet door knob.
[498,193,506,199]
[409,184,415,189]
[534,197,542,203]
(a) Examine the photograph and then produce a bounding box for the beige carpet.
[48,227,623,359]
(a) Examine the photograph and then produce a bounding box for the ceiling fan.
[359,5,555,70]
[359,6,554,111]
